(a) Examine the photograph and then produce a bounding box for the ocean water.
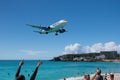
[0,60,120,80]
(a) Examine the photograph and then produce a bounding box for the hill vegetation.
[51,51,120,62]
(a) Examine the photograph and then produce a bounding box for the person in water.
[15,60,42,80]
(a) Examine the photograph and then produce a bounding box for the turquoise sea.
[0,60,120,80]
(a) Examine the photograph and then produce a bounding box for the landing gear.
[59,29,66,33]
[62,29,66,32]
[48,26,50,29]
[55,32,58,35]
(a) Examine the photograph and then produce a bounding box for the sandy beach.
[61,73,120,80]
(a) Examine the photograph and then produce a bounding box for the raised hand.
[37,61,42,67]
[19,60,24,66]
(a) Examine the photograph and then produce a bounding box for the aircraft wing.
[26,24,47,30]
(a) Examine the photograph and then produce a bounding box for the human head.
[84,74,90,80]
[110,73,114,80]
[16,75,25,80]
[96,68,101,75]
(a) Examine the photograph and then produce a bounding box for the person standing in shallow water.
[15,60,42,80]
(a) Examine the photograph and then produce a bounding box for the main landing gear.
[55,32,58,36]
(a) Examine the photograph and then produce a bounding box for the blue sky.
[0,0,120,60]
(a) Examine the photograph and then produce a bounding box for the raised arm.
[15,60,24,78]
[30,61,42,80]
[91,70,98,80]
[91,73,97,80]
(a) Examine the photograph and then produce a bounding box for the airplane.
[27,19,68,35]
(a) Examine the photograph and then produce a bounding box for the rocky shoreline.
[51,51,120,62]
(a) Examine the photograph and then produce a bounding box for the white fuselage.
[41,20,68,33]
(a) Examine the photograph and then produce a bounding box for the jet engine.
[59,29,66,33]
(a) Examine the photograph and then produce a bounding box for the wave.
[60,76,84,80]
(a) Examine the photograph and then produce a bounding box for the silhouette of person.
[15,60,42,80]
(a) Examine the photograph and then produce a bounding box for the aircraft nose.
[64,20,68,23]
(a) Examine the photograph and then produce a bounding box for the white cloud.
[20,50,47,55]
[63,42,120,54]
